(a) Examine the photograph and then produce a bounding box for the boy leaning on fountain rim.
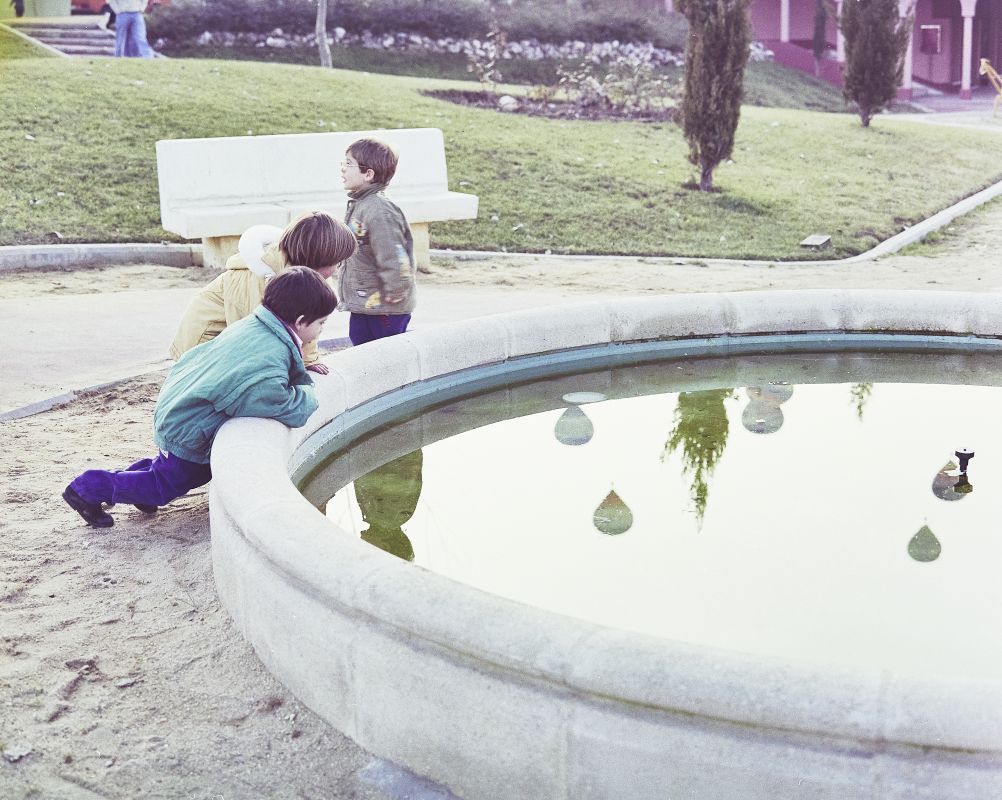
[62,268,337,528]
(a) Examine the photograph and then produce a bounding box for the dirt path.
[2,196,1001,799]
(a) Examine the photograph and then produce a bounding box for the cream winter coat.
[168,225,322,366]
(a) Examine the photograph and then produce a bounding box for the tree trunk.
[316,0,332,69]
[699,162,714,191]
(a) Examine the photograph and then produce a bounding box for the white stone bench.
[155,127,478,269]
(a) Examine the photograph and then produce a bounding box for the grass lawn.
[1,55,1000,259]
[0,23,57,59]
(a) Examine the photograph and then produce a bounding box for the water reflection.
[663,389,733,525]
[849,382,873,420]
[741,384,794,434]
[593,488,634,536]
[554,405,594,446]
[354,450,423,561]
[908,524,942,562]
[304,352,1002,676]
[931,452,976,501]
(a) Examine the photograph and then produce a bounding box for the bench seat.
[156,128,478,269]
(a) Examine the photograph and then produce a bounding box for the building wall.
[749,0,838,46]
[912,0,959,85]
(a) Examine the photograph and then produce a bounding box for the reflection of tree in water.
[662,389,734,525]
[354,450,423,561]
[849,382,872,420]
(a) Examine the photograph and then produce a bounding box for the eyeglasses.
[340,159,366,170]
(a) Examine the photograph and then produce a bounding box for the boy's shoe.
[62,485,114,528]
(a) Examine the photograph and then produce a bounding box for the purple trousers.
[71,452,212,508]
[348,313,411,346]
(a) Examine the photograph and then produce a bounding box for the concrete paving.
[0,281,599,419]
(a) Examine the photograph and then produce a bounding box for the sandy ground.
[2,198,1002,799]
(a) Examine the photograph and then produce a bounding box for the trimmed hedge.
[147,0,686,50]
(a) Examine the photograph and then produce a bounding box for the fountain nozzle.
[955,449,975,473]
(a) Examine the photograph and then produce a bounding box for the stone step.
[12,24,159,57]
[52,43,116,55]
[16,26,110,38]
[29,32,113,43]
[34,36,115,47]
[12,21,104,29]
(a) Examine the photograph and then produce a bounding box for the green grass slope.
[0,24,58,60]
[1,56,999,259]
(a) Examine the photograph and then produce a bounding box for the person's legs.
[113,11,132,57]
[348,313,411,346]
[132,13,153,58]
[70,452,212,509]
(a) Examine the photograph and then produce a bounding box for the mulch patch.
[424,89,678,123]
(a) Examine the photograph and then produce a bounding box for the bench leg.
[409,223,431,270]
[201,235,241,271]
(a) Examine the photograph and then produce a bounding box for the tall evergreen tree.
[812,0,828,76]
[677,0,751,191]
[840,0,912,126]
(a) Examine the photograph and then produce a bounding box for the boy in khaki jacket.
[170,211,356,374]
[338,138,417,346]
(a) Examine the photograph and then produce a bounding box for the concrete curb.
[2,174,1002,273]
[0,242,202,272]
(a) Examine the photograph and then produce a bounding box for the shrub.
[555,56,676,115]
[148,0,687,50]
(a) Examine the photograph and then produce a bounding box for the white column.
[899,0,914,98]
[836,0,845,62]
[781,0,790,42]
[960,0,978,99]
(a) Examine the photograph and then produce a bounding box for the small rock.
[115,678,138,689]
[497,94,519,112]
[2,742,32,763]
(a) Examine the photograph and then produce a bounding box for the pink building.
[749,0,1002,99]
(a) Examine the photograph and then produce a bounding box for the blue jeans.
[115,11,152,58]
[71,452,212,508]
[348,313,411,346]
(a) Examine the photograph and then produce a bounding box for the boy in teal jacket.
[63,267,337,528]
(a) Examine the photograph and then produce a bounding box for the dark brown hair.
[263,266,338,324]
[346,138,399,185]
[280,211,357,270]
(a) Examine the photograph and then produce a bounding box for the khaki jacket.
[169,238,322,366]
[338,183,416,316]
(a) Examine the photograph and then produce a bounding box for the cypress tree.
[812,0,828,76]
[840,0,912,127]
[677,0,751,191]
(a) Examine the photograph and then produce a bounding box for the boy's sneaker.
[63,485,114,528]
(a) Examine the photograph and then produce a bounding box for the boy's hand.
[384,294,403,304]
[307,363,330,375]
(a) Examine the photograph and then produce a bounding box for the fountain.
[209,290,1002,799]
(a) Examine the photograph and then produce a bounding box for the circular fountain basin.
[209,290,1002,800]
